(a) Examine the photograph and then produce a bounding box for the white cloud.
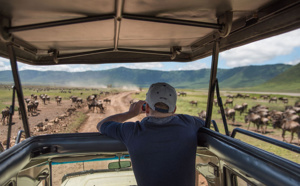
[0,57,104,72]
[177,62,207,70]
[220,29,300,67]
[284,59,300,65]
[0,58,11,70]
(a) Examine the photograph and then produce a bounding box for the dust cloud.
[118,84,140,91]
[65,81,107,89]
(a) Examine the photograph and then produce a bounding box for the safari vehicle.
[0,0,300,185]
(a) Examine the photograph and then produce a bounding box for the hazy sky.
[0,28,300,72]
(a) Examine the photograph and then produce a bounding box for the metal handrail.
[211,120,219,132]
[231,128,300,154]
[15,130,25,145]
[215,79,229,136]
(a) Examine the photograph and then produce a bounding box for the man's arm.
[97,100,145,133]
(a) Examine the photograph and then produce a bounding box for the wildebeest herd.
[1,89,114,126]
[194,93,300,145]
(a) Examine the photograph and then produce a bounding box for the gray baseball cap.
[146,82,177,113]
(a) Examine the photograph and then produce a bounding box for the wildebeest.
[39,94,46,105]
[76,98,83,104]
[273,119,300,145]
[1,107,9,125]
[235,93,245,99]
[214,99,218,106]
[270,110,283,120]
[226,95,234,99]
[249,104,268,113]
[224,99,233,107]
[96,101,105,113]
[255,109,269,118]
[292,107,300,114]
[178,92,187,96]
[260,95,270,100]
[189,101,197,106]
[245,113,261,131]
[31,94,38,100]
[88,100,104,113]
[24,98,31,104]
[55,96,62,105]
[224,107,235,123]
[70,96,78,103]
[103,98,111,104]
[75,98,83,108]
[259,117,269,134]
[27,101,39,116]
[87,94,97,102]
[278,97,288,104]
[198,110,206,120]
[234,104,244,115]
[242,103,248,112]
[269,97,277,103]
[46,95,51,103]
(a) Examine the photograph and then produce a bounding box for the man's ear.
[172,106,177,114]
[146,103,150,114]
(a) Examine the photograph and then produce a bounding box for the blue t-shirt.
[100,114,205,186]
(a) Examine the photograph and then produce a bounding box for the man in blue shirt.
[97,82,205,186]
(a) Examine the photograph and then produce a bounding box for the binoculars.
[142,103,146,111]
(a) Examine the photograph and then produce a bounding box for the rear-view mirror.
[108,161,131,169]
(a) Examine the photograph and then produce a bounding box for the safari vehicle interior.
[0,0,300,185]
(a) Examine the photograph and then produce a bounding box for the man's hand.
[128,100,145,116]
[97,100,145,133]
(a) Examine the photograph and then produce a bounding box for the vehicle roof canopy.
[0,0,300,65]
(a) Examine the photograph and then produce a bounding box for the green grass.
[0,88,15,110]
[63,111,88,133]
[133,89,300,164]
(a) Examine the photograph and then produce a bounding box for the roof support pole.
[205,39,220,128]
[7,15,114,33]
[123,14,222,29]
[114,0,124,50]
[7,43,30,138]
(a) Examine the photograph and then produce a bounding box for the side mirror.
[108,161,131,169]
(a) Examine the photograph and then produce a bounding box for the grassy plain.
[133,89,300,164]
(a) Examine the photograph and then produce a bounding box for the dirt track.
[78,91,145,133]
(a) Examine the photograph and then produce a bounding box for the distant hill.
[252,63,300,92]
[0,64,294,90]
